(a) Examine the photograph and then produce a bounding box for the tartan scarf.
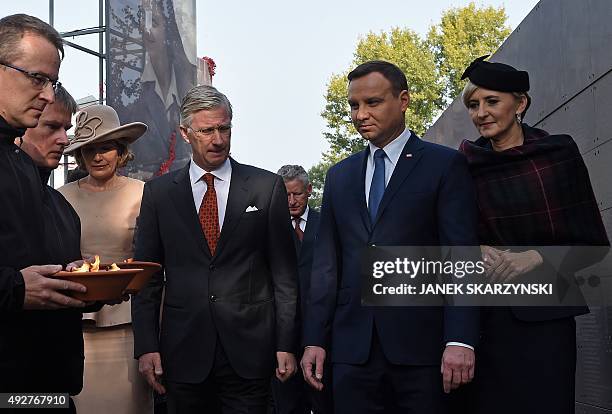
[459,124,608,247]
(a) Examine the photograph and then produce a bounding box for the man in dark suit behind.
[301,61,480,413]
[132,85,298,414]
[270,165,332,414]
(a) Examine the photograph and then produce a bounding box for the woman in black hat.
[458,56,609,414]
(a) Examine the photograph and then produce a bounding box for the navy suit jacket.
[294,209,320,326]
[304,133,480,365]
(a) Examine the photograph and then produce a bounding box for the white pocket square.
[245,206,259,212]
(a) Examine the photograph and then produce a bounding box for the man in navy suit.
[300,61,480,413]
[270,165,332,414]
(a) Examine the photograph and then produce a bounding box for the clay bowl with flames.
[114,260,162,294]
[53,256,141,301]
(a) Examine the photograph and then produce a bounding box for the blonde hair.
[461,80,480,108]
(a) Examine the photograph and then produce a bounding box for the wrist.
[528,250,543,266]
[446,342,474,351]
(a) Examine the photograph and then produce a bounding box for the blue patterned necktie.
[368,148,386,222]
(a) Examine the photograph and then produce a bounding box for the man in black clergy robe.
[17,85,104,411]
[0,15,94,400]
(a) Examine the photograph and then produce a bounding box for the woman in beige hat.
[59,104,152,414]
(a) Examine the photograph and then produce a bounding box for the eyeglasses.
[187,123,232,138]
[0,62,61,92]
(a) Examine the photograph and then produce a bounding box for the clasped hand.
[481,246,543,282]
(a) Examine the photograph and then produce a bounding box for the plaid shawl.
[459,124,608,247]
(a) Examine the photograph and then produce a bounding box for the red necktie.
[294,217,304,242]
[199,173,220,255]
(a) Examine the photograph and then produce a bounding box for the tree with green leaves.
[308,3,511,207]
[428,2,512,102]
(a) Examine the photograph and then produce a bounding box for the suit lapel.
[373,134,425,226]
[170,163,212,257]
[215,159,250,255]
[297,209,318,259]
[302,210,319,245]
[351,150,372,233]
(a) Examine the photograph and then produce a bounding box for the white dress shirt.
[292,205,309,232]
[364,128,412,206]
[189,158,232,230]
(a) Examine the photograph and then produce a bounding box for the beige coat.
[59,176,144,326]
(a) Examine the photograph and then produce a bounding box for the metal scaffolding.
[48,0,106,186]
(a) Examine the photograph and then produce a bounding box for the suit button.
[210,295,217,302]
[209,264,215,271]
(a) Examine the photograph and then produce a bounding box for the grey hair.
[461,79,531,119]
[179,85,233,127]
[0,14,64,63]
[53,84,78,115]
[277,164,310,187]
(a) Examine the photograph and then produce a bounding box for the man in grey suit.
[132,85,298,414]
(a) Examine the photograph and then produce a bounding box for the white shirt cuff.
[446,342,474,351]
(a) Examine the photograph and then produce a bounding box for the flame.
[71,255,102,272]
[109,263,120,271]
[73,261,91,272]
[91,255,100,272]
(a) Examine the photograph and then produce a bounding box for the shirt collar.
[189,157,232,185]
[368,127,412,166]
[301,205,309,222]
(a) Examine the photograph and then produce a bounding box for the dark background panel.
[585,0,612,82]
[536,86,596,154]
[575,208,611,410]
[559,0,597,105]
[576,304,612,409]
[582,140,612,211]
[576,402,612,414]
[494,0,564,124]
[593,70,612,146]
[424,100,472,148]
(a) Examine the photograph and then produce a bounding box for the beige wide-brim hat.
[64,104,147,154]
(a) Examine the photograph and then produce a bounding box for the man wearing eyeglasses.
[0,14,90,397]
[16,85,107,412]
[133,84,298,413]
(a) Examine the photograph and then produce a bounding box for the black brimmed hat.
[461,55,530,92]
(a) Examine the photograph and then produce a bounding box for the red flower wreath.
[202,56,216,78]
[155,131,177,176]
